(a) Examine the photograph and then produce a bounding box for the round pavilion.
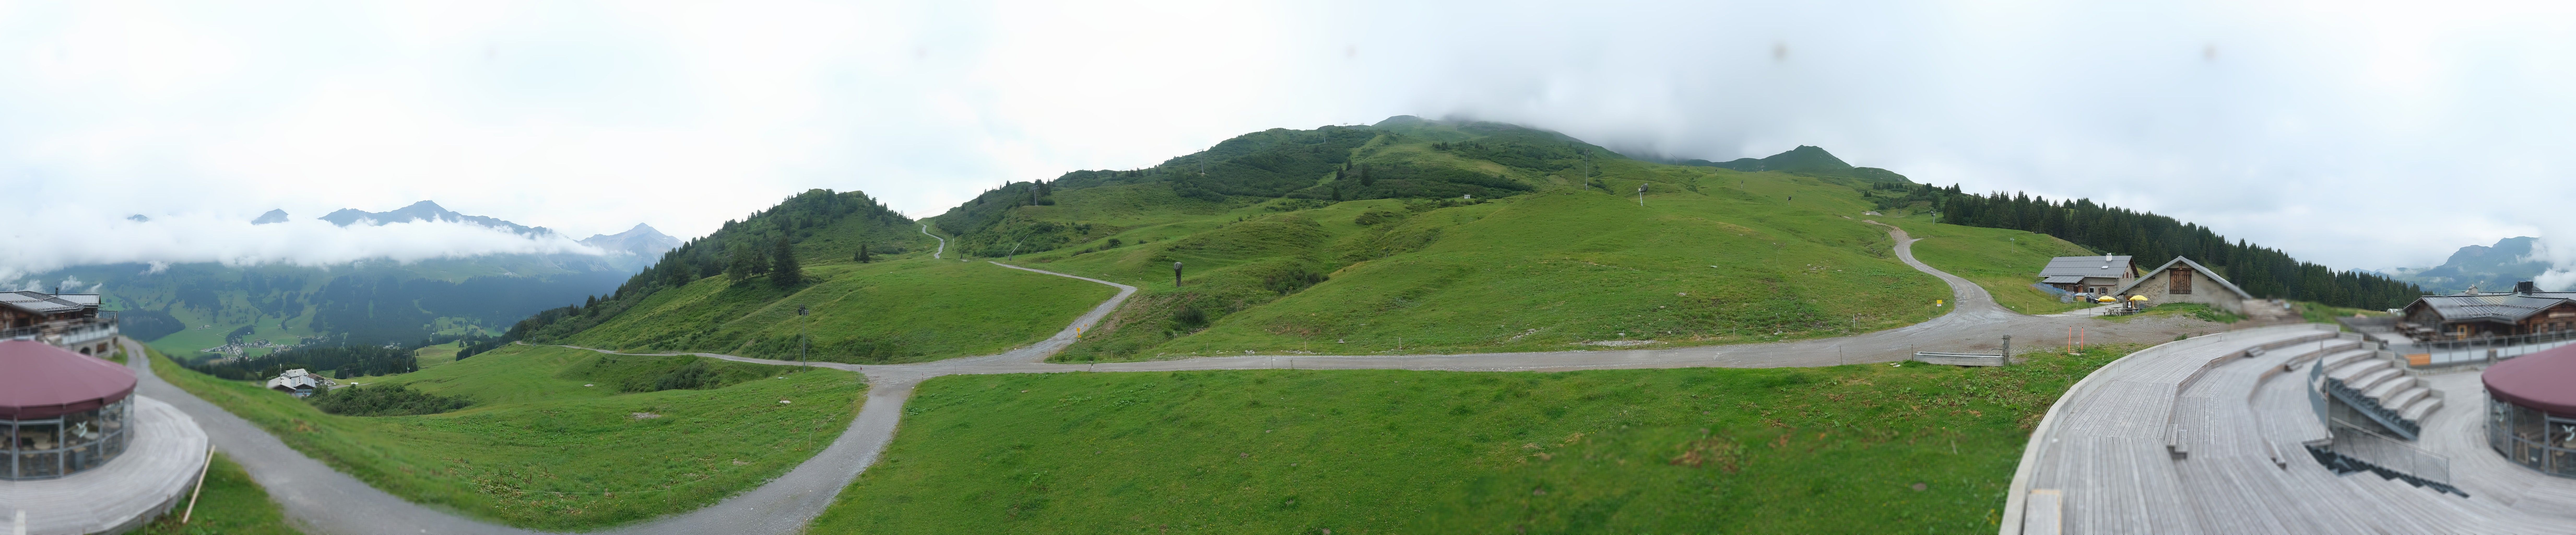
[2485,343,2576,477]
[1,339,136,480]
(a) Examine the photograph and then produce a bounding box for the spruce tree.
[771,235,801,287]
[856,244,872,263]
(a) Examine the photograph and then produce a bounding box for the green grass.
[2103,303,2241,324]
[564,257,1116,363]
[148,344,864,530]
[811,345,2143,534]
[2293,300,2389,324]
[414,342,460,370]
[1880,215,2101,315]
[135,452,304,535]
[1019,171,1953,360]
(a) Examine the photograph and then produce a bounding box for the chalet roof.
[0,291,94,315]
[2040,275,2088,284]
[2113,257,2254,300]
[2405,292,2576,324]
[2038,255,2135,278]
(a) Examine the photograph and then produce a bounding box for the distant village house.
[2037,254,2139,296]
[267,368,327,398]
[2113,257,2255,315]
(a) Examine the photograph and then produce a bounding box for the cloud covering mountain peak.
[0,201,652,281]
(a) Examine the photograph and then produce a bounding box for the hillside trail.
[125,222,2210,535]
[918,223,957,261]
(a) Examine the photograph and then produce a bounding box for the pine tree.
[771,235,801,288]
[856,244,872,263]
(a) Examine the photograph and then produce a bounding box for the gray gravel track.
[127,223,2204,534]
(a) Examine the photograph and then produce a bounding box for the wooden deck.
[2007,324,2576,534]
[0,396,209,535]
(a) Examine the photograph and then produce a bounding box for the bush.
[1353,210,1405,226]
[1172,305,1208,329]
[308,384,470,416]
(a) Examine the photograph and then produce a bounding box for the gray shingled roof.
[2038,255,2135,278]
[2040,275,2087,284]
[2407,292,2576,324]
[0,291,87,315]
[2112,257,2254,300]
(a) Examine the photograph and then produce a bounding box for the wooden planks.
[0,396,209,535]
[2015,322,2576,534]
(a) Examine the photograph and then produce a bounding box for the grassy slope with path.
[811,345,2142,534]
[1879,214,2102,316]
[562,256,1116,364]
[134,452,305,535]
[1004,155,1952,360]
[148,344,864,530]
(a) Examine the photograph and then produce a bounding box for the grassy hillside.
[149,344,862,530]
[563,257,1116,363]
[1879,215,2103,315]
[894,118,1960,360]
[134,453,304,535]
[810,344,2142,534]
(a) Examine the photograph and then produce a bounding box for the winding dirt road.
[127,223,2208,534]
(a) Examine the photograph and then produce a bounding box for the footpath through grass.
[135,452,304,535]
[149,344,865,530]
[566,257,1115,363]
[1036,181,1952,361]
[812,345,2144,534]
[1881,215,2101,316]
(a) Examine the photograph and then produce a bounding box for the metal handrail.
[2322,369,2422,439]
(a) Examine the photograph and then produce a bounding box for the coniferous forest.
[1933,187,2423,310]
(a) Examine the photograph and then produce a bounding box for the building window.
[2170,268,2194,295]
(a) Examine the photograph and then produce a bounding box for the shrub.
[308,384,470,416]
[1172,305,1208,329]
[1353,210,1405,226]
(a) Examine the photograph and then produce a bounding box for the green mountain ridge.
[517,115,2411,364]
[2384,236,2551,293]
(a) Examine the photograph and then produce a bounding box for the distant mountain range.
[40,201,688,352]
[1673,145,1912,183]
[578,223,683,259]
[262,201,679,260]
[316,200,552,236]
[2384,236,2553,294]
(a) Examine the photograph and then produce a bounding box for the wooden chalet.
[2398,281,2576,341]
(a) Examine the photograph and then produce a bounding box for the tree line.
[475,189,914,350]
[183,344,419,381]
[1931,186,2424,310]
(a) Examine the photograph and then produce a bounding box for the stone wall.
[2123,268,2247,314]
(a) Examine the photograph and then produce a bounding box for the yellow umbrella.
[2129,295,2150,302]
[2095,295,2117,303]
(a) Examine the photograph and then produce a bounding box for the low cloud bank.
[0,209,606,281]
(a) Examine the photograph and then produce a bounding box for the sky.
[6,1,2576,281]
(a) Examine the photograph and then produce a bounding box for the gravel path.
[126,222,2208,534]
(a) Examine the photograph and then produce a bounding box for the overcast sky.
[6,1,2576,278]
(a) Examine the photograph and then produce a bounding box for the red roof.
[2487,343,2576,416]
[0,340,136,420]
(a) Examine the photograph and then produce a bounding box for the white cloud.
[4,0,2576,276]
[0,210,601,282]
